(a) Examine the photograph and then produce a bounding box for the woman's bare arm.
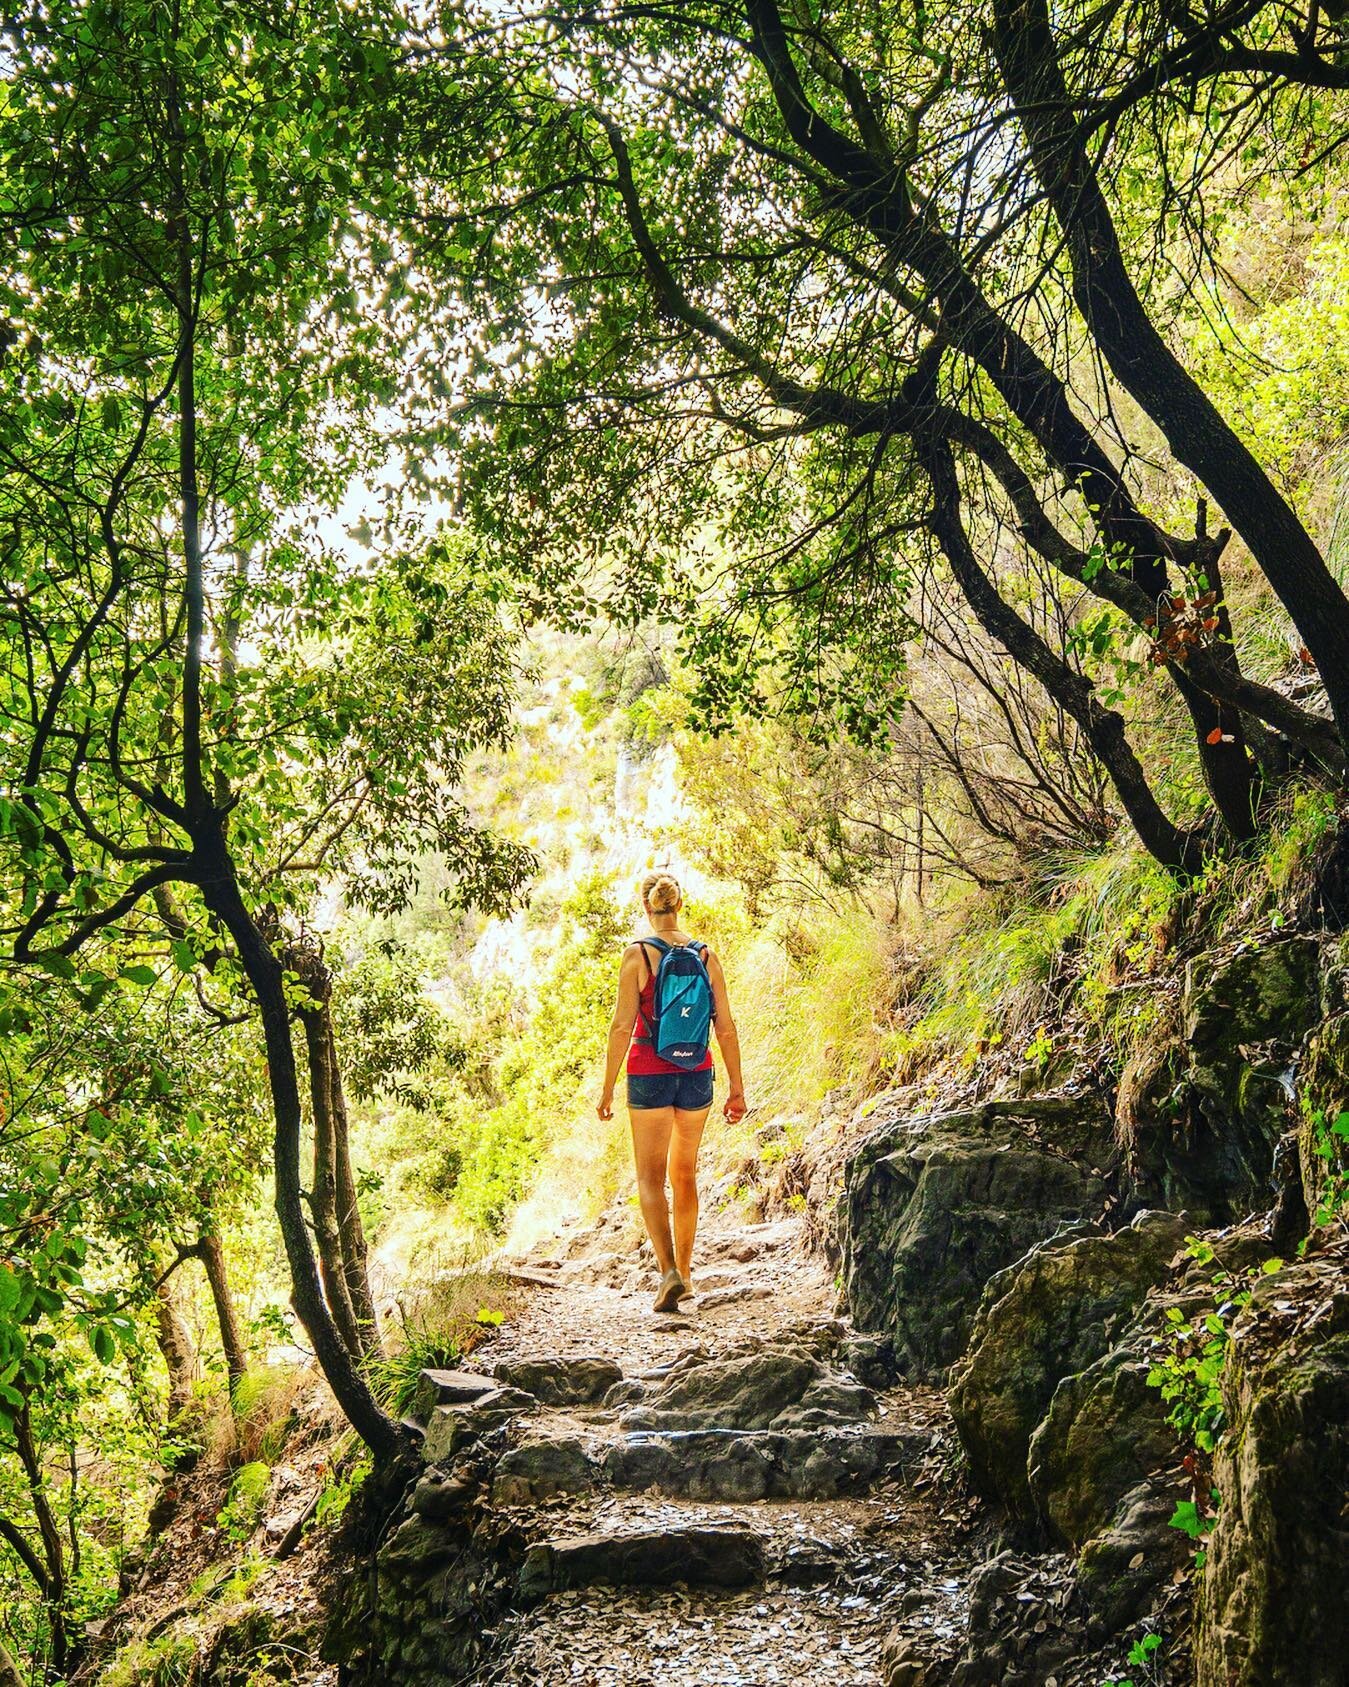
[597,944,645,1120]
[707,949,747,1122]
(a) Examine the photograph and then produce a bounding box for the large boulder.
[1196,1240,1349,1687]
[842,1094,1115,1374]
[1027,1332,1174,1551]
[491,1436,595,1504]
[948,1211,1187,1525]
[1183,934,1322,1055]
[1183,937,1318,1216]
[1074,1479,1189,1638]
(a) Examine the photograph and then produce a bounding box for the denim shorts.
[626,1067,715,1111]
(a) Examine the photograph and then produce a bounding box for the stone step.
[517,1521,766,1602]
[604,1424,926,1502]
[485,1422,927,1505]
[410,1367,503,1417]
[493,1354,623,1405]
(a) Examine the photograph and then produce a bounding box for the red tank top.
[627,942,715,1075]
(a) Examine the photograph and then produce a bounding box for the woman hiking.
[597,872,747,1313]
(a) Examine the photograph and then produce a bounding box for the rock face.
[603,1422,921,1503]
[948,1211,1187,1527]
[1184,935,1322,1055]
[410,1368,501,1416]
[1116,937,1323,1225]
[492,1436,595,1504]
[1298,1010,1349,1218]
[1196,1241,1349,1687]
[1026,1335,1174,1551]
[842,1094,1115,1375]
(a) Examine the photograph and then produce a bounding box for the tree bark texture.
[196,1230,249,1391]
[153,1277,198,1428]
[14,1399,67,1677]
[300,1005,365,1358]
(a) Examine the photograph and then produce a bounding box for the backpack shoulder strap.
[637,935,670,984]
[632,937,669,1038]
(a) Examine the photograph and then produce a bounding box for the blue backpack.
[638,938,715,1070]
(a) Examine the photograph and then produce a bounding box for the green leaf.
[88,1323,116,1366]
[120,965,158,986]
[1167,1499,1213,1541]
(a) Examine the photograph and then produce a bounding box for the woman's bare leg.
[629,1105,677,1275]
[668,1105,711,1283]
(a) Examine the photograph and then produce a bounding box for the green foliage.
[311,1454,372,1532]
[1307,1109,1349,1230]
[1148,1305,1234,1457]
[1102,1629,1165,1687]
[371,1331,462,1418]
[1168,1492,1220,1570]
[337,940,465,1111]
[218,1462,272,1544]
[230,1367,302,1466]
[406,871,624,1231]
[103,1633,198,1687]
[1146,1244,1281,1569]
[1145,1239,1282,1458]
[372,1265,508,1414]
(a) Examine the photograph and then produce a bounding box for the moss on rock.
[1196,1239,1349,1687]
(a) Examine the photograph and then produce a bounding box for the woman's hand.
[723,1089,747,1123]
[597,1087,615,1121]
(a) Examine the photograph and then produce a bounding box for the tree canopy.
[1,0,1347,1622]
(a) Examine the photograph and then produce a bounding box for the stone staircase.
[347,1257,967,1686]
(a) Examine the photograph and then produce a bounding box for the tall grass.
[730,912,893,1117]
[882,783,1342,1080]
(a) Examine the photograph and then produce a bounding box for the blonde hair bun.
[642,871,681,915]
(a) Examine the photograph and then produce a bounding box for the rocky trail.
[346,1202,989,1687]
[93,935,1349,1687]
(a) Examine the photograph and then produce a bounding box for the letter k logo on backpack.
[641,938,714,1069]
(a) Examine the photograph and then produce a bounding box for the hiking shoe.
[653,1268,687,1313]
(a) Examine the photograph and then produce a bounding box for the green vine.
[1146,1239,1283,1563]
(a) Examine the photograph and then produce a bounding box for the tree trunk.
[197,1230,249,1392]
[153,1277,198,1428]
[14,1399,67,1678]
[295,948,382,1359]
[163,32,398,1465]
[0,1638,26,1687]
[923,435,1201,873]
[193,827,404,1464]
[743,0,1279,827]
[300,1005,365,1357]
[325,1013,382,1357]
